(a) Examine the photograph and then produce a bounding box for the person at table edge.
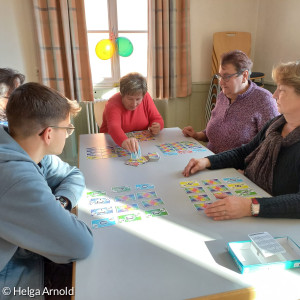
[183,60,300,220]
[183,50,279,153]
[100,72,164,153]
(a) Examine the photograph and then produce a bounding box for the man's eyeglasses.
[38,125,75,138]
[215,72,243,82]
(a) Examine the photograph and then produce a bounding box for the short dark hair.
[220,50,253,73]
[120,72,147,96]
[6,82,81,137]
[0,68,25,97]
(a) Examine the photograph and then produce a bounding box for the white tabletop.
[75,128,300,300]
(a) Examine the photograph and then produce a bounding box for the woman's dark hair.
[221,50,253,73]
[0,68,25,97]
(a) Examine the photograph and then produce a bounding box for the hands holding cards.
[122,137,140,153]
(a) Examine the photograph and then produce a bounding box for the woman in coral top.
[100,72,164,153]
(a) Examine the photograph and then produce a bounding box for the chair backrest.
[93,100,108,129]
[212,32,251,75]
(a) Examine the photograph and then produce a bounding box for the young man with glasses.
[0,82,93,299]
[182,50,279,153]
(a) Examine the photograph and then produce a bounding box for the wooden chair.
[84,100,108,134]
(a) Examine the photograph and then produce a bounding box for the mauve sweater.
[207,116,300,218]
[204,80,279,153]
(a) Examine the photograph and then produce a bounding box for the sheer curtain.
[148,0,192,99]
[32,0,93,102]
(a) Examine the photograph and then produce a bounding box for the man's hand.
[204,194,252,220]
[149,122,161,135]
[182,158,211,177]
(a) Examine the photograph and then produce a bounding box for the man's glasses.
[38,125,75,138]
[215,72,243,82]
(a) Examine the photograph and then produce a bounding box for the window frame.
[86,0,148,88]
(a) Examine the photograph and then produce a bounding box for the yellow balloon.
[95,39,114,60]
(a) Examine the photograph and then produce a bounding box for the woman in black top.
[183,60,300,220]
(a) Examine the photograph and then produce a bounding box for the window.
[84,0,148,88]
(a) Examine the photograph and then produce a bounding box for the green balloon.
[116,37,133,57]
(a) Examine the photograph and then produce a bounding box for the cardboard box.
[227,237,300,273]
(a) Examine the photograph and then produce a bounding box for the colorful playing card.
[114,194,136,202]
[87,190,106,198]
[145,208,168,218]
[91,206,113,216]
[147,152,160,161]
[125,156,149,166]
[222,177,244,184]
[115,203,139,213]
[189,194,211,202]
[118,213,142,223]
[227,183,249,190]
[235,189,258,197]
[184,187,206,194]
[206,185,229,193]
[89,196,111,205]
[111,185,131,193]
[135,183,155,190]
[202,179,222,186]
[194,202,212,211]
[141,198,164,207]
[136,191,158,199]
[179,180,200,188]
[91,217,116,229]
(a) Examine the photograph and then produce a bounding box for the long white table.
[74,128,300,300]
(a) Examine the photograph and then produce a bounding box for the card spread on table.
[115,203,139,213]
[227,183,249,190]
[91,217,116,229]
[202,179,222,186]
[118,213,142,223]
[179,180,200,188]
[87,190,106,197]
[145,208,168,218]
[136,191,158,199]
[135,183,155,190]
[222,177,243,184]
[189,194,211,202]
[141,198,164,207]
[235,189,258,196]
[89,196,111,205]
[91,207,114,216]
[184,187,206,194]
[194,202,212,211]
[114,194,136,202]
[111,185,131,193]
[206,185,229,192]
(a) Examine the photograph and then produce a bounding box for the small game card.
[118,213,142,223]
[194,202,212,211]
[212,191,233,197]
[91,217,116,229]
[141,198,164,207]
[222,177,243,184]
[227,183,249,190]
[115,203,139,213]
[235,189,257,197]
[184,187,206,194]
[135,183,155,190]
[206,185,229,193]
[89,196,111,205]
[202,179,222,186]
[91,207,114,216]
[179,180,200,188]
[189,194,210,202]
[111,185,131,193]
[136,191,158,199]
[145,208,168,218]
[114,194,136,202]
[87,190,106,198]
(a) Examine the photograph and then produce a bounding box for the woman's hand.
[122,137,139,153]
[149,122,161,135]
[182,158,211,177]
[204,194,252,220]
[182,126,196,138]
